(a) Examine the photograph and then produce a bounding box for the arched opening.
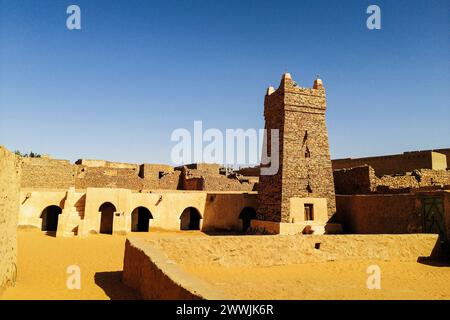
[180,207,202,230]
[239,207,257,232]
[99,202,116,235]
[131,207,153,232]
[41,205,62,232]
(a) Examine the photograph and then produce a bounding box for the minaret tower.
[254,72,336,234]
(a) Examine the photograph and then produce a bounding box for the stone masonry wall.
[0,146,21,294]
[257,86,285,222]
[333,165,377,194]
[334,165,450,195]
[332,150,447,176]
[21,156,253,192]
[181,167,255,191]
[21,157,77,189]
[258,73,336,222]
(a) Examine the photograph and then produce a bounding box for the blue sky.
[0,0,449,165]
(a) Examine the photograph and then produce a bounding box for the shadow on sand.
[417,240,450,267]
[94,271,141,300]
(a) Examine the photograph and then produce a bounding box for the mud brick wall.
[258,74,336,222]
[332,151,447,177]
[335,194,421,234]
[0,146,21,294]
[21,157,76,189]
[434,148,450,169]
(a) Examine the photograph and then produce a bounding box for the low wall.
[0,147,21,294]
[335,194,421,234]
[123,238,229,300]
[122,234,439,299]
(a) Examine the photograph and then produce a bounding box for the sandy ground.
[184,261,450,300]
[3,230,450,300]
[1,229,205,300]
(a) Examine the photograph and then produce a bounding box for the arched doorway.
[41,205,62,232]
[180,207,202,230]
[99,202,116,234]
[239,207,257,232]
[131,207,153,232]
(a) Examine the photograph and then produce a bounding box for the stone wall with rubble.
[334,165,450,195]
[333,150,448,176]
[258,74,336,223]
[21,157,77,189]
[333,165,377,195]
[0,146,21,294]
[20,157,253,192]
[180,165,256,192]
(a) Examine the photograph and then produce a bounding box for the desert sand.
[1,229,204,300]
[2,230,450,300]
[184,261,450,300]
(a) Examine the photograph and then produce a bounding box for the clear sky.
[0,0,449,165]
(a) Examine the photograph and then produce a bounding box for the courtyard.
[2,230,449,300]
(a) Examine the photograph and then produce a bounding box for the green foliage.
[13,150,41,158]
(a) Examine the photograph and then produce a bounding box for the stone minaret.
[255,73,336,234]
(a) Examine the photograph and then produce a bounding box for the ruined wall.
[335,194,421,234]
[21,157,254,192]
[258,73,336,223]
[181,166,256,192]
[418,169,450,187]
[332,151,447,176]
[334,165,450,195]
[0,147,21,294]
[236,166,260,177]
[75,159,139,170]
[333,165,377,195]
[182,163,221,174]
[75,166,143,190]
[21,157,77,189]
